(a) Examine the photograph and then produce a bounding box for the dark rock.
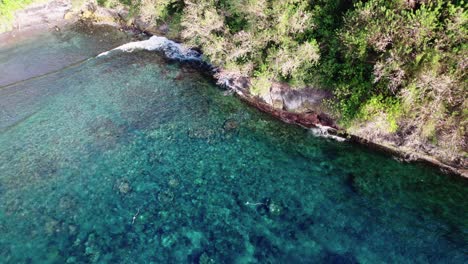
[256,203,269,216]
[297,215,315,231]
[268,201,283,216]
[115,179,132,195]
[188,127,216,139]
[222,119,238,132]
[168,178,179,188]
[250,235,280,260]
[318,113,336,127]
[198,252,215,264]
[323,251,359,264]
[59,194,77,210]
[158,190,174,204]
[345,173,359,194]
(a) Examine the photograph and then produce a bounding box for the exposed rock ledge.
[7,0,73,31]
[4,0,466,178]
[215,72,337,129]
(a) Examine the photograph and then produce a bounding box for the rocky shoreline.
[215,71,467,178]
[4,0,466,178]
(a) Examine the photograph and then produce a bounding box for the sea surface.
[0,24,467,263]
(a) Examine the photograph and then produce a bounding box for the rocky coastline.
[3,0,466,178]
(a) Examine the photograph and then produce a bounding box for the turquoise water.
[0,27,467,263]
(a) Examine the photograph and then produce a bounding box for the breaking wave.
[98,36,202,61]
[309,124,346,142]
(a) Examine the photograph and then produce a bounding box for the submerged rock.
[264,198,283,216]
[116,179,132,194]
[188,128,216,140]
[88,117,126,150]
[323,251,359,264]
[268,202,282,216]
[223,119,238,131]
[45,218,60,234]
[168,178,180,187]
[199,252,215,264]
[59,195,77,210]
[158,190,174,203]
[161,233,177,248]
[68,224,78,235]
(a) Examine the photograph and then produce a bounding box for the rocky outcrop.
[215,71,338,131]
[4,0,73,33]
[260,83,333,114]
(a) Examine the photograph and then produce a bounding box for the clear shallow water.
[0,28,467,264]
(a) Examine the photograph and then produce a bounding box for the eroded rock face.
[216,70,337,129]
[262,82,333,113]
[261,84,284,109]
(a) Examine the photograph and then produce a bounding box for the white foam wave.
[309,124,346,142]
[98,36,201,61]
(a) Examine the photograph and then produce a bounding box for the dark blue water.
[0,26,467,263]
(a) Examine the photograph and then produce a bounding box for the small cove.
[0,24,467,263]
